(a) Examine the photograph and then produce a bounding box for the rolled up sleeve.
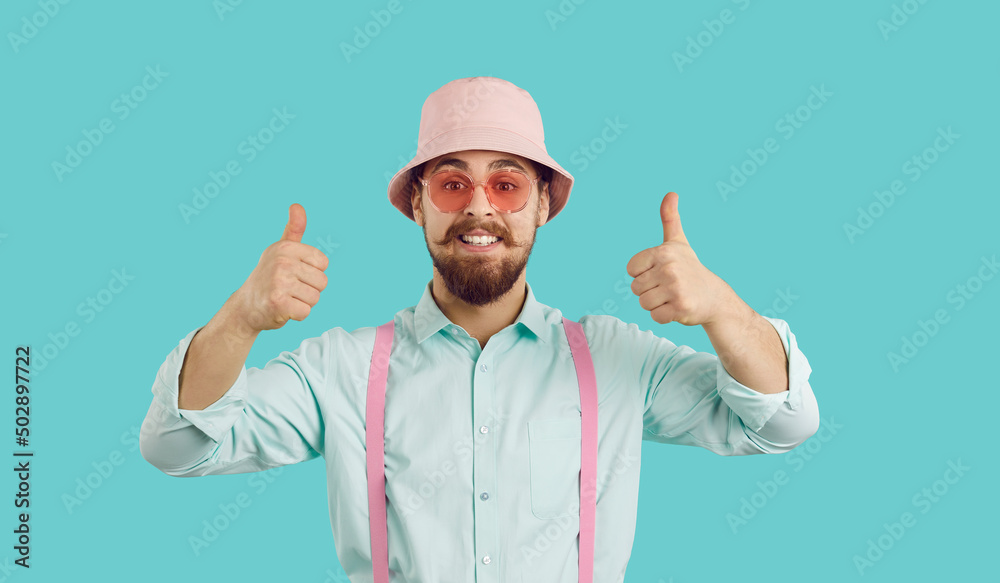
[139,326,329,477]
[716,316,820,453]
[629,316,819,456]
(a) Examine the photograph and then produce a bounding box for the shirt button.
[479,363,488,372]
[482,555,492,565]
[480,492,489,501]
[479,425,489,434]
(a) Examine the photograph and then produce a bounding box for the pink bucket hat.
[387,76,574,223]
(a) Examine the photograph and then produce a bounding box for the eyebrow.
[430,157,529,175]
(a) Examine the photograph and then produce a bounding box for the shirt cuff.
[150,326,248,443]
[716,316,812,433]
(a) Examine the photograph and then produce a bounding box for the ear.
[411,188,424,227]
[536,183,550,227]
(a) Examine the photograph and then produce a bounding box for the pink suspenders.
[365,317,598,582]
[365,320,395,583]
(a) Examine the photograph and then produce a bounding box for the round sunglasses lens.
[428,171,473,212]
[486,171,530,211]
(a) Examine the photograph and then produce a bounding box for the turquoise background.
[2,0,997,581]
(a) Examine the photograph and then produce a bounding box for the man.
[140,76,819,582]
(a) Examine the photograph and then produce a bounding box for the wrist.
[702,282,752,331]
[217,289,262,341]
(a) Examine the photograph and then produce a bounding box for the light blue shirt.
[140,280,819,582]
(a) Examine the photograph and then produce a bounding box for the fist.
[232,203,330,332]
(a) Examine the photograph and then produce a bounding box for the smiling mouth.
[456,234,503,247]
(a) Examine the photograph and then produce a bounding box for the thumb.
[280,203,307,243]
[660,192,687,244]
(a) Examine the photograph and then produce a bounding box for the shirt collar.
[413,279,548,344]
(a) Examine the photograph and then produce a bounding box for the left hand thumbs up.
[626,192,732,326]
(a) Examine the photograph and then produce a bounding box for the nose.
[463,182,495,217]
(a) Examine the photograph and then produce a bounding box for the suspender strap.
[365,317,598,582]
[366,321,395,583]
[562,317,598,583]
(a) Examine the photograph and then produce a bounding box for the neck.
[429,270,528,348]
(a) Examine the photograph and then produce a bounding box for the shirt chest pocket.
[527,416,581,520]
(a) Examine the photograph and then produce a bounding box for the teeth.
[461,235,500,246]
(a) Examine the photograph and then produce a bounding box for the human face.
[411,150,550,306]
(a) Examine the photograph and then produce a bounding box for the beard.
[423,216,538,307]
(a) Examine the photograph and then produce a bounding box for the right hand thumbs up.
[280,203,308,243]
[232,203,330,332]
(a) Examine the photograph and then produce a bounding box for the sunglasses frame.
[419,169,539,214]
